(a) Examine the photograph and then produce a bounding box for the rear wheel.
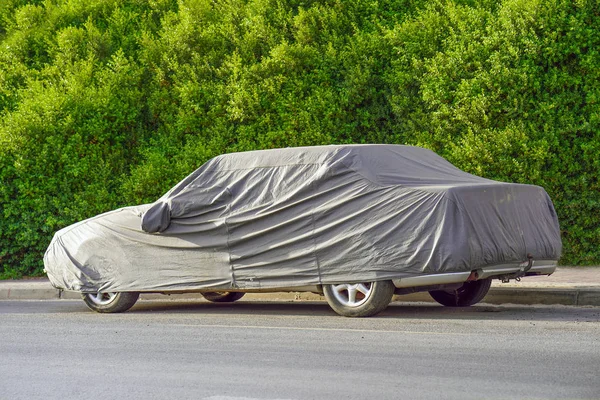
[82,292,140,313]
[323,280,395,317]
[429,278,492,307]
[202,291,245,303]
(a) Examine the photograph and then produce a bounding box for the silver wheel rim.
[87,292,117,306]
[331,283,373,307]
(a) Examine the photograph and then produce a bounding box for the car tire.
[428,278,492,307]
[202,291,246,303]
[81,292,140,313]
[322,280,395,317]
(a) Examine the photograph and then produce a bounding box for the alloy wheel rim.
[331,282,373,307]
[87,292,117,306]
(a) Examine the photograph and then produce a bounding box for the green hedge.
[0,0,598,278]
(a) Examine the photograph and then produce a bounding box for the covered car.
[44,145,562,316]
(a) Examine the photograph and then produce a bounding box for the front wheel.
[82,292,140,313]
[322,280,395,317]
[202,291,245,303]
[429,278,492,307]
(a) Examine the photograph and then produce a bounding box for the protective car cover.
[44,145,562,293]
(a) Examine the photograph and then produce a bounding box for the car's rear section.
[439,181,562,271]
[386,181,561,311]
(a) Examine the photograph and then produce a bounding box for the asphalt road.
[1,300,599,400]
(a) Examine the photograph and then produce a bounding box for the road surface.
[1,300,599,399]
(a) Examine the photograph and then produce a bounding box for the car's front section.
[43,207,142,293]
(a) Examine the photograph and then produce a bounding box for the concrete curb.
[1,284,599,306]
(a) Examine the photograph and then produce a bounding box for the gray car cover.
[44,145,562,293]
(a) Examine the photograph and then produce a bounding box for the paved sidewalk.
[1,267,599,306]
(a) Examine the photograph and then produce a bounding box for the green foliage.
[384,0,600,264]
[0,0,599,278]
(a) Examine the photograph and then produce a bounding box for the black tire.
[322,280,395,317]
[81,292,140,313]
[429,278,492,307]
[202,291,246,303]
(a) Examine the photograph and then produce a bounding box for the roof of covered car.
[202,144,493,187]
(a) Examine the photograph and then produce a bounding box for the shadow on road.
[125,300,600,322]
[2,299,598,322]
